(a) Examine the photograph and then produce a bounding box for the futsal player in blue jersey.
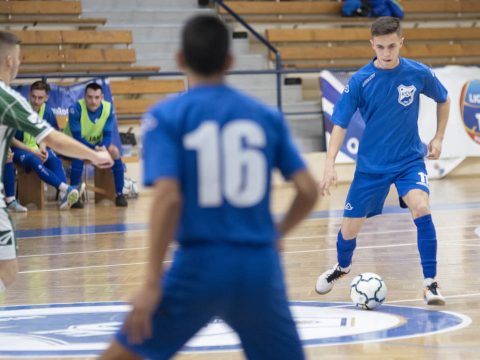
[100,15,318,360]
[315,17,450,305]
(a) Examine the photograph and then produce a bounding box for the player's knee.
[411,204,430,219]
[340,228,358,240]
[108,145,120,160]
[0,259,19,288]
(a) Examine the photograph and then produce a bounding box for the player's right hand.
[91,148,113,168]
[123,284,162,344]
[320,166,338,196]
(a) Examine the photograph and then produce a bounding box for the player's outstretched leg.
[316,217,365,294]
[404,189,445,305]
[315,230,354,294]
[415,214,445,305]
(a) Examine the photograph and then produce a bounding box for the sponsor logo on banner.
[460,79,480,145]
[0,301,470,357]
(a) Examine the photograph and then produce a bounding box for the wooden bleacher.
[0,0,105,26]
[111,79,186,124]
[13,28,160,74]
[266,27,480,68]
[220,0,480,22]
[13,30,133,45]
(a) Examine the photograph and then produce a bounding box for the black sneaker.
[115,194,128,207]
[71,199,84,209]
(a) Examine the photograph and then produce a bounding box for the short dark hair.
[85,82,103,94]
[30,80,50,93]
[0,31,21,47]
[182,15,230,76]
[0,31,21,56]
[371,17,401,37]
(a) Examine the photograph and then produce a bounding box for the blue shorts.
[344,161,429,218]
[116,243,304,360]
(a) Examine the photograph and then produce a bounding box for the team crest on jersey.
[397,85,416,107]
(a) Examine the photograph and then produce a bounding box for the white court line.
[18,228,147,240]
[283,242,416,254]
[17,221,479,242]
[20,238,464,274]
[386,292,480,304]
[18,246,149,259]
[19,260,171,274]
[285,223,480,241]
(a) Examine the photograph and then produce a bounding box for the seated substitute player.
[0,30,113,293]
[315,17,450,305]
[3,149,27,212]
[11,80,82,210]
[100,15,319,360]
[65,82,127,207]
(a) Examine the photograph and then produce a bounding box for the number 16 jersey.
[142,84,306,245]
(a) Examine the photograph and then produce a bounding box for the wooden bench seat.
[110,79,185,95]
[112,80,185,118]
[266,26,480,68]
[0,16,106,26]
[13,30,133,46]
[0,1,81,16]
[277,43,480,65]
[18,65,160,75]
[222,0,480,15]
[267,27,480,43]
[220,0,480,22]
[20,48,136,65]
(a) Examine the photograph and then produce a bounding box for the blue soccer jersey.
[332,57,448,173]
[142,84,306,245]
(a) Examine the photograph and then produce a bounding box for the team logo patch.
[397,85,416,107]
[0,230,13,246]
[460,79,480,145]
[0,301,470,357]
[344,203,354,211]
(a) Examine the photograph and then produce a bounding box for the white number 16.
[184,120,267,208]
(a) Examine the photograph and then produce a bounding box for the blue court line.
[14,201,480,239]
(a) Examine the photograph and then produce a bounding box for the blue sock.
[337,230,356,268]
[414,214,437,279]
[3,162,15,198]
[70,159,84,186]
[112,159,125,195]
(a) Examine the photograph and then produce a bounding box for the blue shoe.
[59,186,79,210]
[7,200,28,213]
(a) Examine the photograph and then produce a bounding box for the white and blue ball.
[350,272,387,310]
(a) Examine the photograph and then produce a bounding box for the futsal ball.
[350,272,387,310]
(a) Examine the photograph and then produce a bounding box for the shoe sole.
[315,287,333,295]
[424,298,446,305]
[60,190,79,210]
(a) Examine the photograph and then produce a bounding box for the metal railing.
[214,0,284,110]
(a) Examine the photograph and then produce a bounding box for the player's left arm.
[427,96,450,160]
[422,67,450,160]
